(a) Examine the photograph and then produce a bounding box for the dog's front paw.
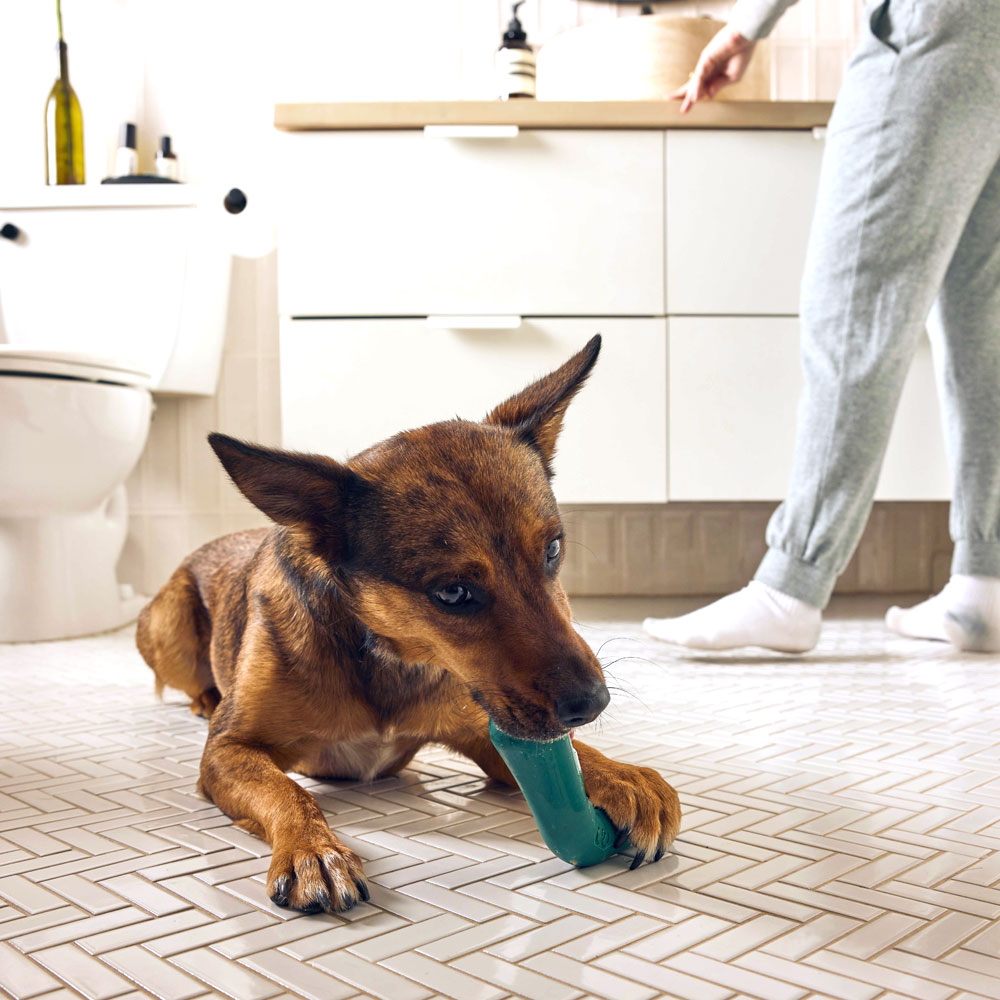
[575,741,681,869]
[268,832,369,913]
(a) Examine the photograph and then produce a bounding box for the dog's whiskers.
[562,538,599,561]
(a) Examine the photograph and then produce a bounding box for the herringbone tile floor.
[2,596,1000,1000]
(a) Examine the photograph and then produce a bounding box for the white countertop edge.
[0,184,202,210]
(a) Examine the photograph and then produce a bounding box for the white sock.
[887,574,1000,653]
[884,589,951,642]
[642,580,822,653]
[943,574,1000,653]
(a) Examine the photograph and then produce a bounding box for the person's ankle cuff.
[952,540,1000,579]
[754,549,830,608]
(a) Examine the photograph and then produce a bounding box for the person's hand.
[670,25,757,113]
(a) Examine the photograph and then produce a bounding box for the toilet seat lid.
[0,347,152,388]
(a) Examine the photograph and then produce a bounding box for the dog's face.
[209,335,608,740]
[345,418,608,739]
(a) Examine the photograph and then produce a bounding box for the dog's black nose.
[553,680,610,728]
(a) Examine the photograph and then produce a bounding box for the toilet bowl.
[0,187,232,642]
[0,349,153,641]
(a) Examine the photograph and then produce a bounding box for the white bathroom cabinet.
[277,124,950,504]
[668,318,950,500]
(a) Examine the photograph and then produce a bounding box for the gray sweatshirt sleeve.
[728,0,800,39]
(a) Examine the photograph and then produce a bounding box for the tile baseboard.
[559,501,952,597]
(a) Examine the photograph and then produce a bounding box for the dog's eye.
[546,538,562,565]
[432,583,474,607]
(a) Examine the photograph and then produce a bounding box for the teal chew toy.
[489,719,625,867]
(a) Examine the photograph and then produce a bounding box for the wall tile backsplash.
[267,1,860,106]
[119,254,281,596]
[498,0,860,101]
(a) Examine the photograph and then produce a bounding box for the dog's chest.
[355,652,449,720]
[297,731,421,782]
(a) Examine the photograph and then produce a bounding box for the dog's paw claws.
[267,836,367,914]
[578,748,681,865]
[270,876,291,908]
[354,877,371,903]
[310,888,333,913]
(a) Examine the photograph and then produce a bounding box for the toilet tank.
[0,186,233,395]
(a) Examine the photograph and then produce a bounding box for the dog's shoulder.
[354,633,454,726]
[233,528,365,679]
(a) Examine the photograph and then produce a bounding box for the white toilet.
[0,185,232,642]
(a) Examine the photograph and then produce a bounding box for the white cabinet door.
[280,317,667,504]
[277,130,663,317]
[666,130,824,316]
[668,317,950,501]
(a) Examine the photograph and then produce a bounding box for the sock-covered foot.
[642,580,821,653]
[942,574,1000,653]
[885,590,951,642]
[886,575,1000,652]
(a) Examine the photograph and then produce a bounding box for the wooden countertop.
[274,100,833,132]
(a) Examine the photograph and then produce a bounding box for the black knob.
[1,223,21,241]
[223,189,247,215]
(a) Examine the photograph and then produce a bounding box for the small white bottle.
[497,1,535,100]
[155,135,179,181]
[114,122,138,176]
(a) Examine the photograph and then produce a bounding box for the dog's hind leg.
[136,567,218,718]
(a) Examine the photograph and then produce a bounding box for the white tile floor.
[2,595,1000,1000]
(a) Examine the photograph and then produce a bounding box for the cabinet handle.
[1,223,21,241]
[423,125,519,139]
[426,315,522,330]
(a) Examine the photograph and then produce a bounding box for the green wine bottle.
[44,0,84,185]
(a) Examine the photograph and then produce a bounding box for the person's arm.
[671,0,799,113]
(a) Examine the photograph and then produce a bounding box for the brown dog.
[136,335,680,913]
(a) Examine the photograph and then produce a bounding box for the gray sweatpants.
[754,0,1000,609]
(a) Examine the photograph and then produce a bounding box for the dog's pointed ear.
[208,433,362,559]
[484,334,601,469]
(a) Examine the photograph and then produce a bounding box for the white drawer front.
[666,131,824,315]
[280,318,667,504]
[668,317,950,501]
[277,130,663,317]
